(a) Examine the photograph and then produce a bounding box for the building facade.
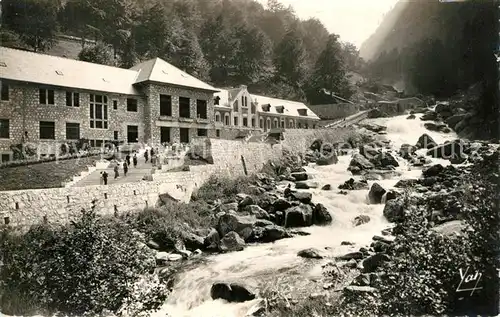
[0,48,218,162]
[214,85,320,138]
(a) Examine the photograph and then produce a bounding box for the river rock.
[394,179,418,188]
[338,178,368,190]
[362,253,391,273]
[313,203,332,225]
[353,215,370,227]
[146,240,160,250]
[446,114,466,129]
[251,225,289,243]
[316,153,338,165]
[399,144,417,159]
[204,228,220,250]
[290,191,312,204]
[237,194,255,208]
[415,134,437,150]
[180,231,205,250]
[217,213,255,241]
[243,205,270,220]
[348,154,375,174]
[297,248,323,259]
[368,183,386,204]
[420,111,438,121]
[291,172,308,181]
[371,241,390,253]
[384,190,399,202]
[422,164,444,177]
[424,122,447,132]
[383,198,405,222]
[426,139,466,160]
[406,114,416,119]
[359,144,380,159]
[361,123,387,133]
[284,204,313,228]
[371,152,399,168]
[295,181,310,189]
[210,282,256,303]
[272,198,291,211]
[321,184,332,190]
[219,232,245,252]
[337,251,364,261]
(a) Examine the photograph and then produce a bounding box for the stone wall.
[282,128,354,154]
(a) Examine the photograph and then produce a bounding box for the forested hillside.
[360,0,499,139]
[0,0,363,104]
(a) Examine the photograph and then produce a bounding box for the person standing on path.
[114,164,119,179]
[126,154,131,166]
[99,172,104,185]
[123,161,128,176]
[133,153,138,168]
[144,149,149,163]
[102,171,108,185]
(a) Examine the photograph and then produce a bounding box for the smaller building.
[213,85,320,138]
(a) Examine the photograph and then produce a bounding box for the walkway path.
[325,110,370,128]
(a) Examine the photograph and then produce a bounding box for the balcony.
[178,117,194,123]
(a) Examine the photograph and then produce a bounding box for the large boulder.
[383,198,405,222]
[422,164,444,177]
[180,231,205,250]
[399,144,417,159]
[348,154,375,174]
[210,282,256,302]
[216,213,256,241]
[297,248,323,259]
[251,225,289,243]
[426,139,466,160]
[243,205,270,220]
[291,172,308,181]
[359,145,380,159]
[313,203,332,225]
[368,183,386,204]
[420,111,438,121]
[237,194,255,208]
[290,191,312,204]
[316,153,338,165]
[284,204,313,228]
[219,231,245,252]
[204,228,220,250]
[272,198,292,212]
[338,178,369,190]
[415,134,437,150]
[371,152,399,168]
[446,114,466,129]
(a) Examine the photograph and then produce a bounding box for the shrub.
[0,208,167,316]
[194,175,257,202]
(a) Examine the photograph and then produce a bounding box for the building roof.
[130,58,218,92]
[0,47,140,95]
[0,47,218,95]
[214,86,244,108]
[250,94,320,120]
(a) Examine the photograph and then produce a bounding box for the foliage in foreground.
[193,174,258,203]
[0,208,168,316]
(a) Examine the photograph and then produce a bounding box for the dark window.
[180,128,189,143]
[233,100,238,111]
[39,121,55,139]
[114,131,118,140]
[234,117,238,126]
[224,115,230,126]
[241,96,245,107]
[196,99,207,119]
[1,154,10,163]
[127,98,138,112]
[305,123,309,129]
[179,97,190,118]
[197,129,207,137]
[281,120,285,128]
[1,83,9,101]
[298,123,302,128]
[259,118,264,128]
[251,118,255,127]
[243,117,248,127]
[313,124,316,129]
[251,104,256,114]
[95,140,103,147]
[216,129,220,137]
[244,96,248,107]
[90,140,95,147]
[39,89,54,105]
[127,125,138,143]
[66,122,80,140]
[66,92,80,107]
[160,127,171,144]
[215,113,220,122]
[113,100,118,110]
[90,94,108,129]
[160,95,172,116]
[0,119,9,138]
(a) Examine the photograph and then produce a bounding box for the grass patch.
[0,155,100,191]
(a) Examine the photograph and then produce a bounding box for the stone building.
[0,47,218,162]
[214,85,320,138]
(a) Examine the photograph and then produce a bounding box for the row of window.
[160,95,208,119]
[213,114,315,129]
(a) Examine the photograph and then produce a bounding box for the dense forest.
[361,0,499,138]
[0,0,364,104]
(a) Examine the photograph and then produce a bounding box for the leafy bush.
[194,175,257,202]
[0,209,167,316]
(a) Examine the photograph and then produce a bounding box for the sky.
[257,0,400,48]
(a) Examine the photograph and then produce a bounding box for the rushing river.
[5,113,459,317]
[156,113,458,317]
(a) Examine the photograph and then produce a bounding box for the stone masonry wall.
[282,128,354,155]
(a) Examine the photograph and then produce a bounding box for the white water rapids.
[5,113,459,317]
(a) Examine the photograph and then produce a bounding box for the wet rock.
[244,205,270,220]
[272,198,291,212]
[368,183,387,204]
[219,232,245,252]
[251,225,289,243]
[420,111,438,121]
[237,194,255,208]
[359,144,380,158]
[337,251,364,261]
[284,204,313,227]
[295,181,310,189]
[361,123,387,133]
[339,178,368,190]
[383,198,405,222]
[384,190,399,202]
[399,144,417,159]
[446,114,466,129]
[406,114,416,119]
[339,190,348,195]
[348,154,375,174]
[291,172,308,181]
[321,184,332,190]
[371,152,399,168]
[353,215,371,227]
[204,228,220,250]
[341,241,354,246]
[316,153,338,165]
[298,248,324,259]
[426,139,466,160]
[424,122,447,132]
[415,134,437,150]
[313,203,332,225]
[362,253,391,273]
[394,179,418,188]
[210,282,256,303]
[217,213,256,241]
[422,164,444,177]
[290,191,312,204]
[180,231,205,250]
